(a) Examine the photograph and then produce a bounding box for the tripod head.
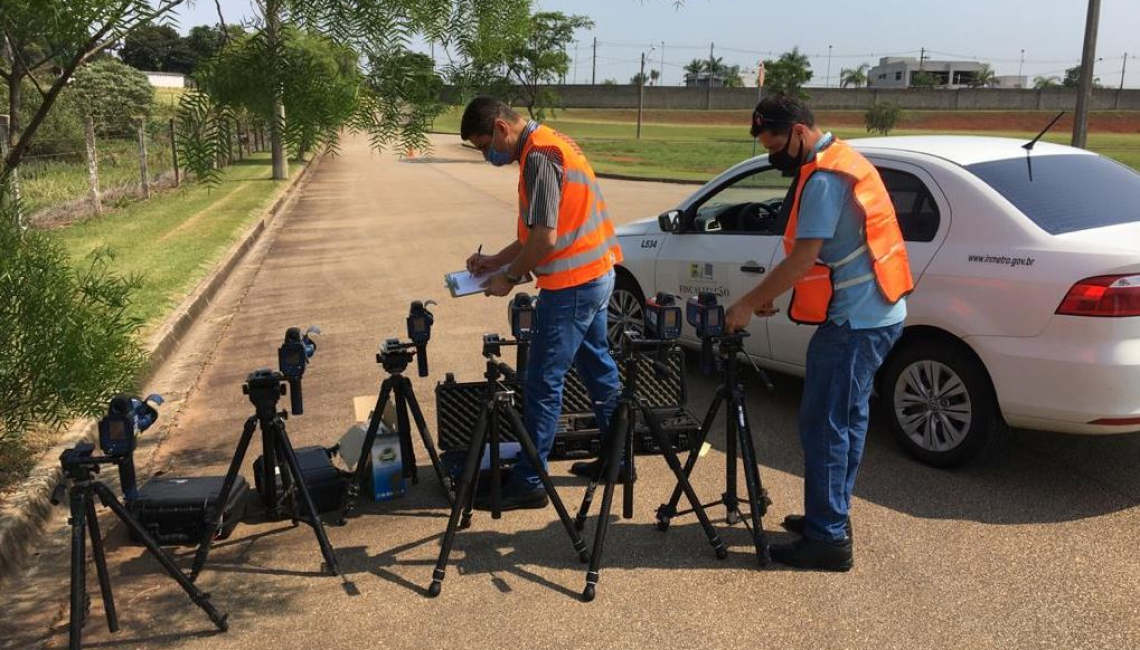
[51,443,118,504]
[377,300,437,377]
[685,292,772,390]
[480,333,521,386]
[243,368,291,421]
[278,326,319,415]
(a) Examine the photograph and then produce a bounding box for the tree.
[762,47,813,99]
[865,101,902,135]
[1,0,189,211]
[499,11,594,119]
[911,71,943,88]
[184,24,245,71]
[70,58,155,135]
[840,63,869,88]
[630,71,648,86]
[1034,75,1060,89]
[971,64,997,88]
[723,64,744,88]
[649,69,660,86]
[684,58,705,76]
[119,23,184,71]
[1063,64,1100,89]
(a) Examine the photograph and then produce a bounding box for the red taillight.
[1056,275,1140,317]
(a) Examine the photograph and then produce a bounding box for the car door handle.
[740,264,766,274]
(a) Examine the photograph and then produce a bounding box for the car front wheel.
[607,271,645,347]
[880,338,1008,468]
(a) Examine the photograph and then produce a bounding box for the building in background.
[143,71,186,88]
[868,56,988,88]
[993,75,1029,88]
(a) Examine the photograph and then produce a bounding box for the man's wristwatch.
[504,270,524,285]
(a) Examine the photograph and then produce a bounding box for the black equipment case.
[252,445,348,514]
[128,475,249,546]
[435,350,702,460]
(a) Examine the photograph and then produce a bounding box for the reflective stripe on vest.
[782,137,914,325]
[518,125,623,290]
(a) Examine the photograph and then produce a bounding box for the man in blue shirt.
[726,96,907,571]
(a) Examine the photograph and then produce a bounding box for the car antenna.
[1023,111,1066,151]
[1022,110,1065,182]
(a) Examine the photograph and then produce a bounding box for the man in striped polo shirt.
[462,97,623,511]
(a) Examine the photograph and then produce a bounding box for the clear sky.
[173,0,1140,88]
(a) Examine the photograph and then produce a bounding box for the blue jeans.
[799,320,903,542]
[514,271,622,488]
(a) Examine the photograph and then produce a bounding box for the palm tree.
[840,63,870,88]
[705,55,726,75]
[1033,75,1060,89]
[723,64,744,88]
[684,58,706,76]
[649,69,660,86]
[971,64,997,88]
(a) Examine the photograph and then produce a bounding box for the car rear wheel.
[880,338,1008,468]
[607,272,645,347]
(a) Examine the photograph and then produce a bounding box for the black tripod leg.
[502,406,589,564]
[68,488,88,650]
[581,402,630,603]
[573,445,606,532]
[657,390,724,529]
[639,401,727,561]
[622,413,635,520]
[395,387,419,484]
[724,392,740,525]
[342,380,395,521]
[490,399,502,519]
[403,380,452,501]
[190,416,257,581]
[275,423,340,575]
[260,417,279,515]
[95,484,229,632]
[734,392,771,566]
[428,403,490,598]
[85,497,118,634]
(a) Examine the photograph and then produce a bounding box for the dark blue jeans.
[799,320,903,542]
[513,271,622,488]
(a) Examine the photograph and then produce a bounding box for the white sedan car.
[608,135,1140,467]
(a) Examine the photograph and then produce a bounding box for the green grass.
[52,153,296,328]
[431,107,1140,181]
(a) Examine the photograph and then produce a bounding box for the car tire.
[607,271,646,347]
[880,338,1008,468]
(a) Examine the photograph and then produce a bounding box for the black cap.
[750,95,814,137]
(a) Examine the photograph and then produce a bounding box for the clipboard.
[444,265,533,298]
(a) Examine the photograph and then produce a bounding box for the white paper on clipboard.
[444,265,532,298]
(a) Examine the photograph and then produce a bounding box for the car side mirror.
[658,210,680,233]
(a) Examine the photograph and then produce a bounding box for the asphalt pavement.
[1,133,1138,650]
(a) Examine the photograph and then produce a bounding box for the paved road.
[3,133,1138,650]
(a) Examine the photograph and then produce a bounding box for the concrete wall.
[444,85,1140,112]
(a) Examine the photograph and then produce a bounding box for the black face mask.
[768,129,803,174]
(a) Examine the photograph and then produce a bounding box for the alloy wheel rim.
[608,289,644,345]
[894,360,973,452]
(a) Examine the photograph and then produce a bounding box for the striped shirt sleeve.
[523,146,564,230]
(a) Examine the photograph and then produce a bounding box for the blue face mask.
[484,130,513,167]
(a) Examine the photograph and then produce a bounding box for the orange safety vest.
[517,125,623,290]
[782,137,914,325]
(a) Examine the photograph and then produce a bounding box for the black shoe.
[770,535,854,572]
[568,458,637,482]
[473,482,549,512]
[781,514,853,540]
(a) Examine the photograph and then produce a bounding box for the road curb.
[0,153,324,579]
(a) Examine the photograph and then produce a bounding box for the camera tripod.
[428,335,590,598]
[655,332,773,565]
[341,340,451,522]
[574,332,727,602]
[190,370,339,580]
[53,445,228,650]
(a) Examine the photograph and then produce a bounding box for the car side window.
[688,167,793,235]
[877,168,941,242]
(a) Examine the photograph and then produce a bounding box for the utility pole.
[707,42,715,110]
[1072,0,1101,149]
[660,41,666,86]
[592,37,597,85]
[574,41,579,84]
[826,45,833,88]
[919,47,926,70]
[637,51,646,139]
[1018,49,1026,86]
[1121,52,1128,91]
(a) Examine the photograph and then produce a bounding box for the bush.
[0,199,147,445]
[69,58,155,136]
[865,101,903,136]
[1,78,85,157]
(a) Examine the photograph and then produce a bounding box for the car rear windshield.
[966,154,1140,235]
